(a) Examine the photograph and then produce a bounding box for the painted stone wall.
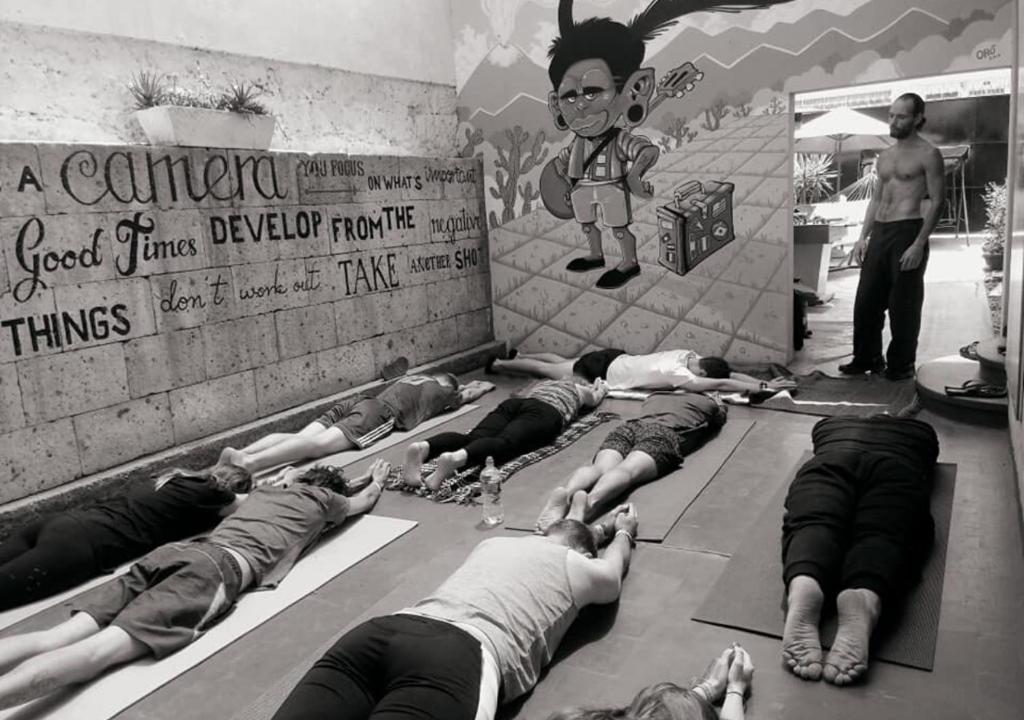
[0,21,458,156]
[453,0,1013,362]
[0,144,491,504]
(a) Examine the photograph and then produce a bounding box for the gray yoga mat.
[691,456,957,671]
[503,419,756,541]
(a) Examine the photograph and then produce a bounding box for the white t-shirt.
[605,350,699,390]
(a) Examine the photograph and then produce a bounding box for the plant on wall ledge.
[127,71,275,150]
[981,180,1007,270]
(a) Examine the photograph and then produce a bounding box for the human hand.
[613,503,639,538]
[693,646,736,703]
[726,643,754,695]
[767,378,797,391]
[899,242,925,271]
[369,458,391,487]
[270,466,300,488]
[626,169,655,199]
[593,378,609,402]
[853,240,868,265]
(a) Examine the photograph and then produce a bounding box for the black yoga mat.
[691,456,956,671]
[503,419,755,541]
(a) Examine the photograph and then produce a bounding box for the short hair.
[548,18,644,91]
[156,463,252,494]
[544,518,598,558]
[296,465,354,495]
[896,92,926,128]
[431,372,459,391]
[698,356,731,379]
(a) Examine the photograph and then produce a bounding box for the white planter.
[132,106,276,150]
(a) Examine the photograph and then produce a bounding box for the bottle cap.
[485,456,495,467]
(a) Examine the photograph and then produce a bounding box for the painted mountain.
[458,2,1002,146]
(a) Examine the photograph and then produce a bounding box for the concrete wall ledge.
[0,340,503,540]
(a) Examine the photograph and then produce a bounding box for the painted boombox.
[657,180,736,277]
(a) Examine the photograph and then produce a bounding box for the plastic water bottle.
[480,456,504,526]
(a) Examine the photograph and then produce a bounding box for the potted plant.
[127,72,276,150]
[981,180,1007,271]
[793,153,836,205]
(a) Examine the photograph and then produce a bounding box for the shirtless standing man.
[840,93,945,381]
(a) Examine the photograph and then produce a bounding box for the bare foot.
[782,575,824,681]
[424,452,460,490]
[566,490,589,521]
[219,447,246,469]
[402,442,429,486]
[536,487,570,533]
[823,588,880,686]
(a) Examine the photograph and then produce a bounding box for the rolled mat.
[691,456,956,671]
[503,419,756,541]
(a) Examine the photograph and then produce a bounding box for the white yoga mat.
[254,403,480,482]
[0,515,417,720]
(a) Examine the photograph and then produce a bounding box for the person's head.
[543,518,598,558]
[889,93,925,139]
[546,1,661,137]
[685,355,731,379]
[546,682,716,720]
[155,463,253,494]
[430,372,460,392]
[294,465,355,495]
[626,682,717,720]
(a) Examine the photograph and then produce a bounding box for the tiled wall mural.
[455,0,1013,360]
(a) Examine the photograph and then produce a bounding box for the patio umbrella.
[795,108,893,188]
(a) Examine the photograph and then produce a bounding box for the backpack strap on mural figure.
[570,128,621,191]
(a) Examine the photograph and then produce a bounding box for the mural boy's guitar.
[540,61,706,220]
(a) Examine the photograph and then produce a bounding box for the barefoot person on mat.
[271,503,639,720]
[536,391,727,533]
[219,374,493,475]
[0,463,251,612]
[781,415,939,685]
[402,377,608,490]
[547,643,755,720]
[0,460,390,710]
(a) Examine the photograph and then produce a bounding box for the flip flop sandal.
[944,379,1007,398]
[958,341,981,361]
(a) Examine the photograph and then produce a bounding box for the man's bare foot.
[402,442,429,487]
[823,588,880,686]
[536,487,570,533]
[566,490,589,521]
[219,447,247,470]
[424,452,460,490]
[782,575,824,681]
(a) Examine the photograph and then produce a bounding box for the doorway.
[789,68,1013,374]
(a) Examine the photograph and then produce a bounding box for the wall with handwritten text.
[0,144,490,503]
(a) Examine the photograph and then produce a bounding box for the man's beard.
[890,125,911,139]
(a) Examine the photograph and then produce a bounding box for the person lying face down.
[547,643,756,720]
[781,415,940,686]
[270,499,639,720]
[403,377,608,490]
[536,391,727,536]
[0,460,390,711]
[488,348,794,394]
[0,463,252,612]
[219,373,494,476]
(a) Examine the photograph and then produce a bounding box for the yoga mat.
[504,419,756,541]
[691,457,957,671]
[0,515,417,720]
[253,403,480,482]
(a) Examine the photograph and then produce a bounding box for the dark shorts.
[572,348,626,382]
[315,395,397,449]
[600,421,686,475]
[73,542,244,659]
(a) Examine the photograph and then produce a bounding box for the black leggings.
[424,398,564,467]
[781,449,935,601]
[852,218,928,372]
[272,614,484,720]
[0,516,101,611]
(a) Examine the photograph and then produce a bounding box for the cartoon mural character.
[540,0,794,289]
